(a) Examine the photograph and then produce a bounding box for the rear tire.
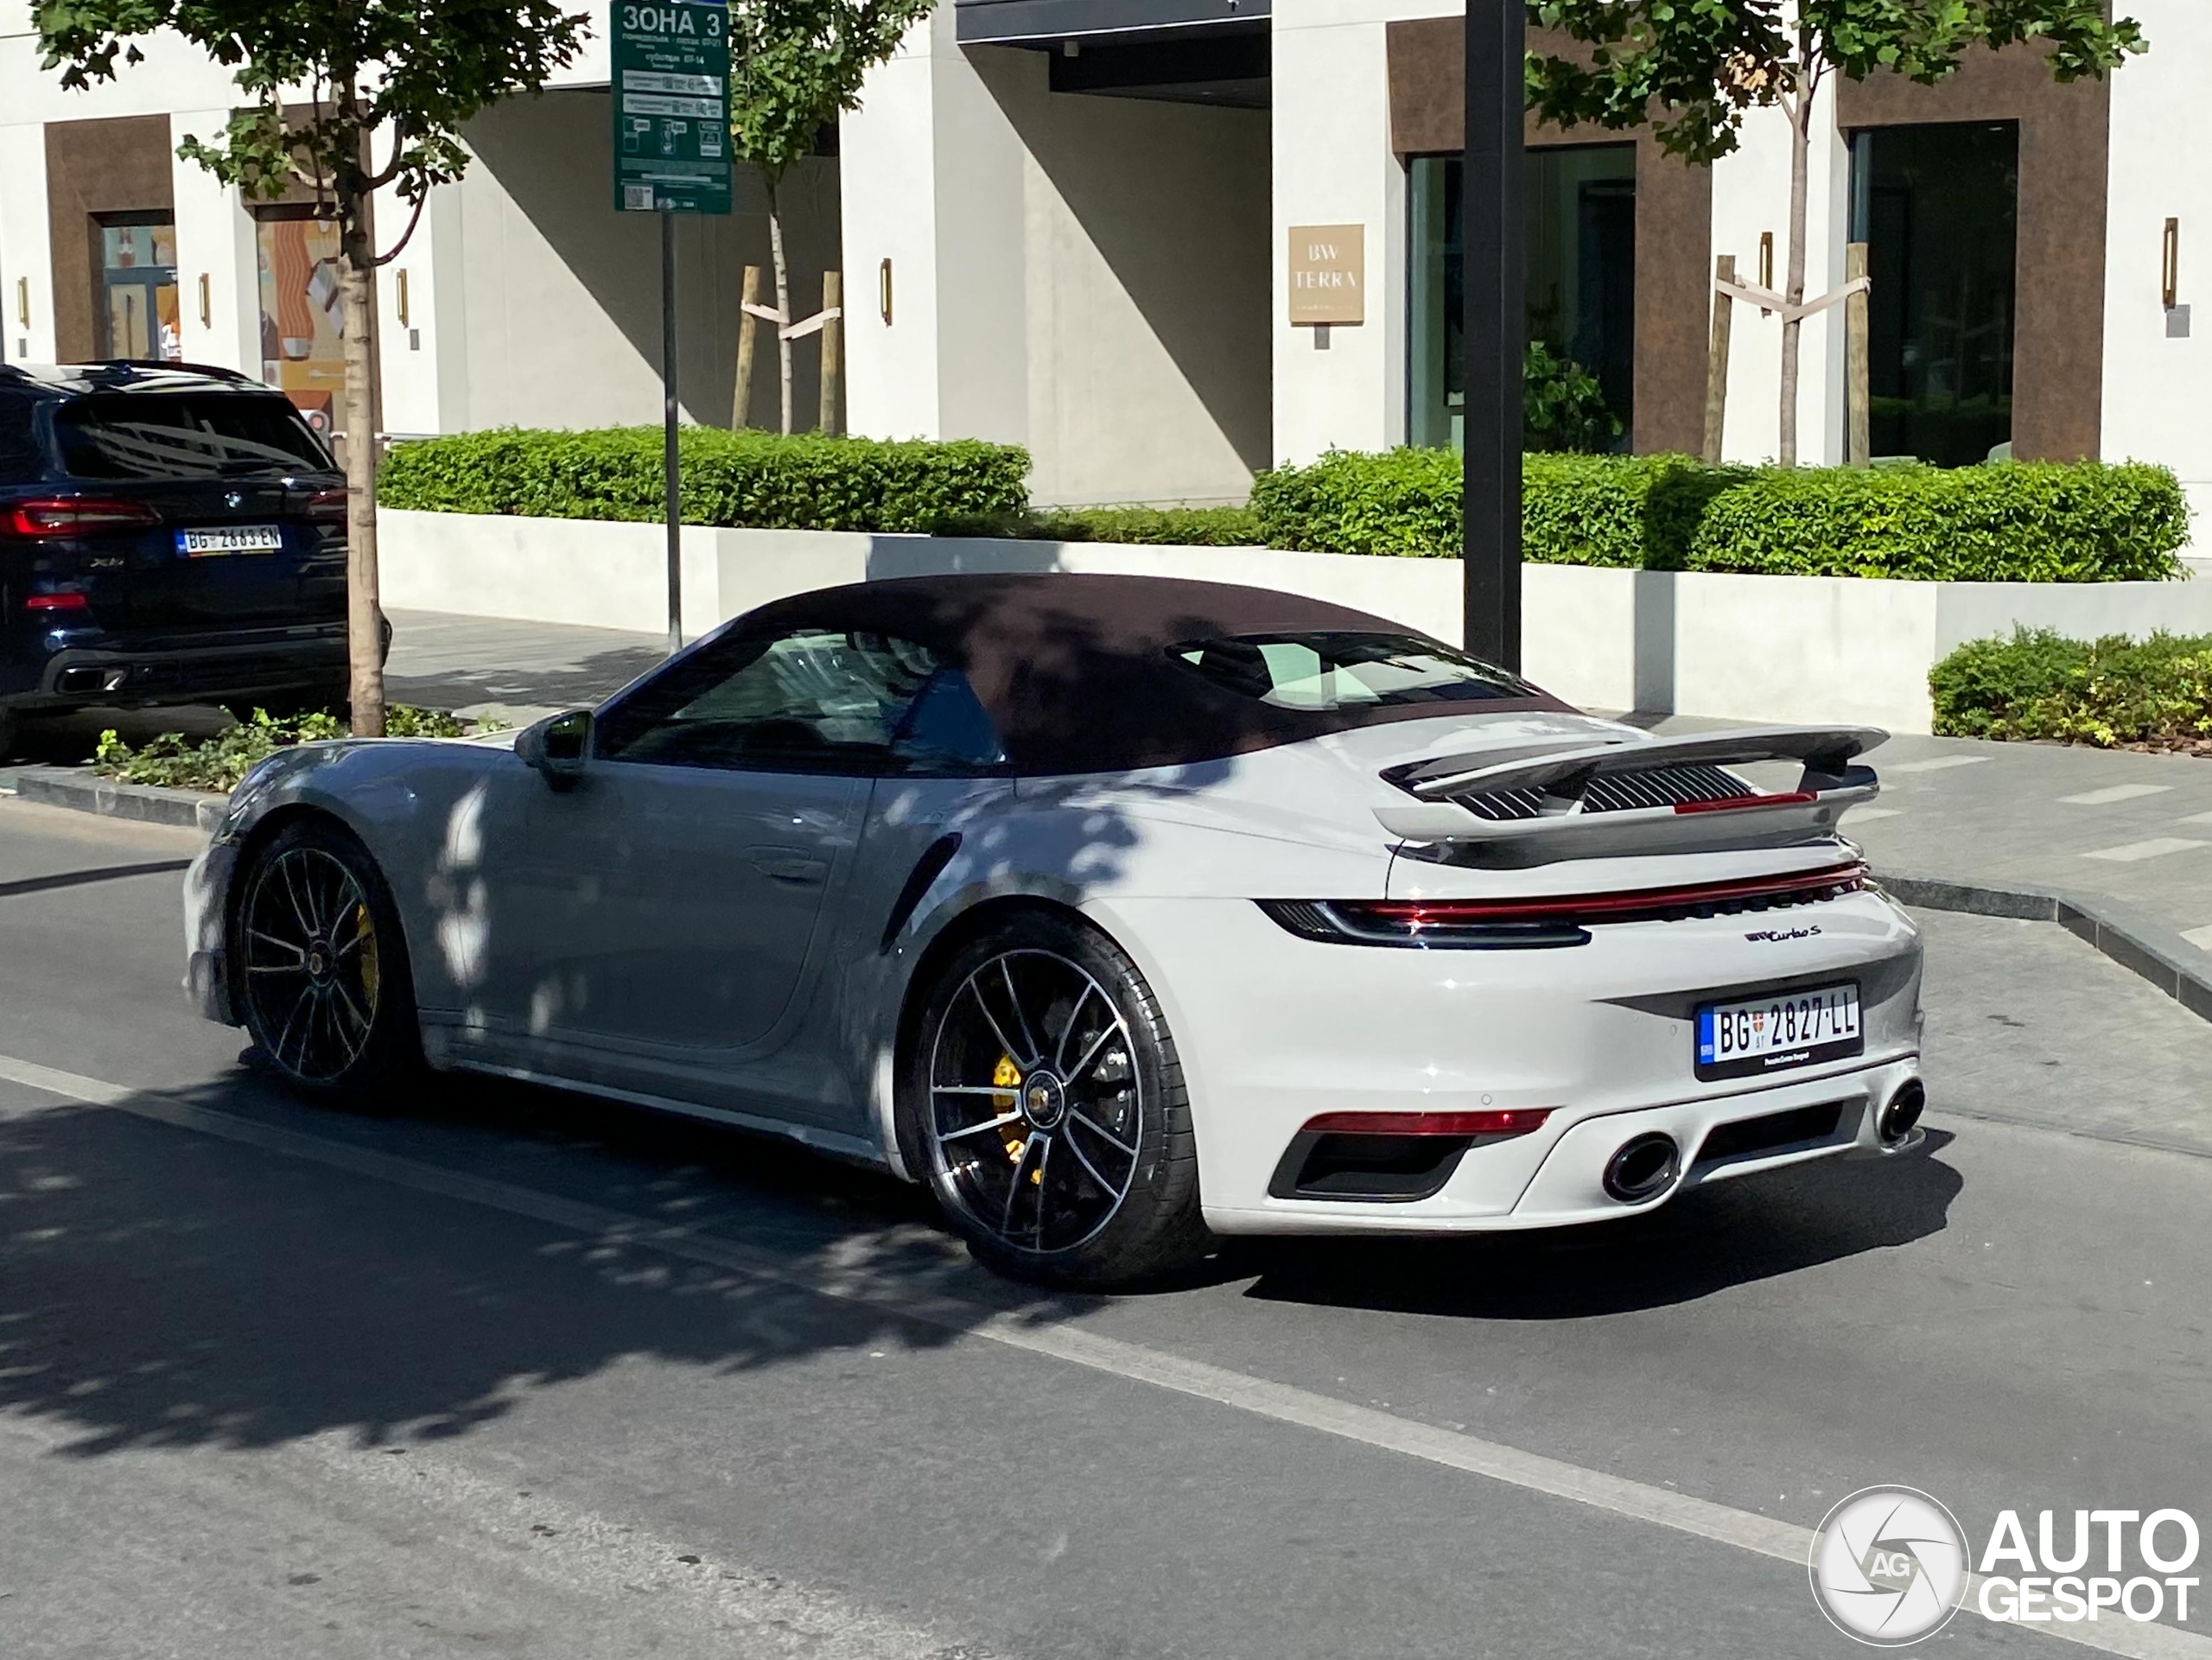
[898,909,1210,1289]
[232,818,422,1103]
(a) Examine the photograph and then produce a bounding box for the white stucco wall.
[842,14,1269,506]
[1707,88,1851,467]
[2102,0,2212,539]
[168,110,258,377]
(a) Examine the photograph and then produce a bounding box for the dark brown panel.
[1840,50,2108,461]
[1385,17,1712,456]
[45,116,175,364]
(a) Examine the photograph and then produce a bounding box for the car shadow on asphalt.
[1224,1132,1964,1320]
[0,1067,1094,1461]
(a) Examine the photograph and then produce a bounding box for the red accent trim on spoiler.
[1673,791,1817,815]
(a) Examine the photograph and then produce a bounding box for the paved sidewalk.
[385,607,665,723]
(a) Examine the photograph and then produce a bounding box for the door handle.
[747,848,828,884]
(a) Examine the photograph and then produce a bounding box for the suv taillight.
[2,498,162,537]
[304,487,349,523]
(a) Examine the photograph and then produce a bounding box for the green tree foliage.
[35,0,589,733]
[1522,340,1622,454]
[1526,1,2144,466]
[726,0,933,433]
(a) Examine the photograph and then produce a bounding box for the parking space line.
[2082,838,2210,863]
[1,1051,2206,1659]
[1889,756,1993,774]
[2183,925,2212,954]
[2060,785,2175,806]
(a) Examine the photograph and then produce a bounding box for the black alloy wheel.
[235,819,419,1099]
[904,909,1208,1288]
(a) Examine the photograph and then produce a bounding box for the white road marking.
[1844,807,1902,822]
[2060,785,2175,806]
[2,1052,2206,1659]
[1888,755,1992,773]
[2180,811,2212,827]
[2082,838,2210,863]
[2183,925,2212,954]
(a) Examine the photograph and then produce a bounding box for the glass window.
[98,215,181,363]
[1172,633,1535,711]
[892,668,1007,773]
[257,213,350,442]
[0,391,46,483]
[597,628,979,774]
[55,392,332,480]
[1408,146,1637,453]
[1850,123,2018,467]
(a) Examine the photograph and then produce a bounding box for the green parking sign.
[611,0,732,215]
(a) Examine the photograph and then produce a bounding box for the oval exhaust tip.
[1602,1132,1681,1204]
[1878,1080,1926,1146]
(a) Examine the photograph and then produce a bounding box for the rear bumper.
[4,630,348,710]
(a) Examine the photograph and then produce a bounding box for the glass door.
[99,219,181,362]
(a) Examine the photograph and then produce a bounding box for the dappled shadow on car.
[0,1067,1097,1462]
[1225,1131,1963,1320]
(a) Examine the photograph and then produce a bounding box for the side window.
[595,627,945,773]
[890,668,1007,773]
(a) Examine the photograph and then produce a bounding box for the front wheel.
[232,818,421,1102]
[899,910,1209,1288]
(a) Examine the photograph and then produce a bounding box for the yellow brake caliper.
[990,1055,1042,1182]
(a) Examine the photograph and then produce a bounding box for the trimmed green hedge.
[1249,449,2189,582]
[1931,627,2212,747]
[381,427,2190,584]
[379,426,1029,533]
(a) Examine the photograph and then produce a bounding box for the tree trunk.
[766,177,793,436]
[338,226,385,737]
[1777,82,1814,468]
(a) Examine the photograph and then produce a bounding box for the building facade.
[0,0,2204,525]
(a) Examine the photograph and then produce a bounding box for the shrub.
[1686,462,2189,582]
[1929,626,2212,748]
[1251,449,2189,582]
[1522,341,1622,455]
[96,705,471,793]
[933,503,1266,545]
[379,426,1031,533]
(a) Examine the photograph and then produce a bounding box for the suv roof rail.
[84,359,257,384]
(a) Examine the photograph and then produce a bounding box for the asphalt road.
[3,795,2211,1660]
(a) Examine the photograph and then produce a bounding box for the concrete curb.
[4,766,2208,1029]
[2,764,226,833]
[1878,872,2212,1024]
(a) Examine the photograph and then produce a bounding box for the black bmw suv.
[0,361,358,754]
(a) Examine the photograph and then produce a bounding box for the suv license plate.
[1695,983,1863,1080]
[178,525,283,557]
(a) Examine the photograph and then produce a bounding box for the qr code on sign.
[624,184,654,212]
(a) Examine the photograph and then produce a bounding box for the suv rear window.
[55,392,330,480]
[1173,632,1535,711]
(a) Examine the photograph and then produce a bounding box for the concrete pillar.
[1707,83,1849,466]
[373,177,469,436]
[839,9,1027,446]
[1270,3,1405,466]
[0,120,54,363]
[169,111,258,376]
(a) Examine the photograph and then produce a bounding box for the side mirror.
[516,709,592,789]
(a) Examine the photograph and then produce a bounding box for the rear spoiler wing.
[1374,725,1885,864]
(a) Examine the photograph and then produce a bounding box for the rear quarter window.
[56,392,332,480]
[0,390,48,483]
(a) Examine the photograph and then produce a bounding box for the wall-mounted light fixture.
[15,277,27,328]
[2164,217,2181,311]
[878,258,893,326]
[396,268,410,328]
[1758,232,1775,293]
[197,273,211,329]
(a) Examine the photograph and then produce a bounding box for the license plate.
[177,525,283,557]
[1695,983,1862,1080]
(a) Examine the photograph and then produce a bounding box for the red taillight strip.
[1300,1108,1553,1138]
[24,591,90,613]
[1673,791,1816,815]
[1361,861,1866,927]
[3,498,162,537]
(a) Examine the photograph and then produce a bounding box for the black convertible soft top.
[726,572,1572,774]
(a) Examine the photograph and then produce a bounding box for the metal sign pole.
[663,209,681,655]
[1462,0,1525,671]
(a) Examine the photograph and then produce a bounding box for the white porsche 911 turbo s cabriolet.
[184,572,1924,1286]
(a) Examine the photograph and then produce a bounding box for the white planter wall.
[378,508,2212,735]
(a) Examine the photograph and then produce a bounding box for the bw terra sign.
[611,0,733,216]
